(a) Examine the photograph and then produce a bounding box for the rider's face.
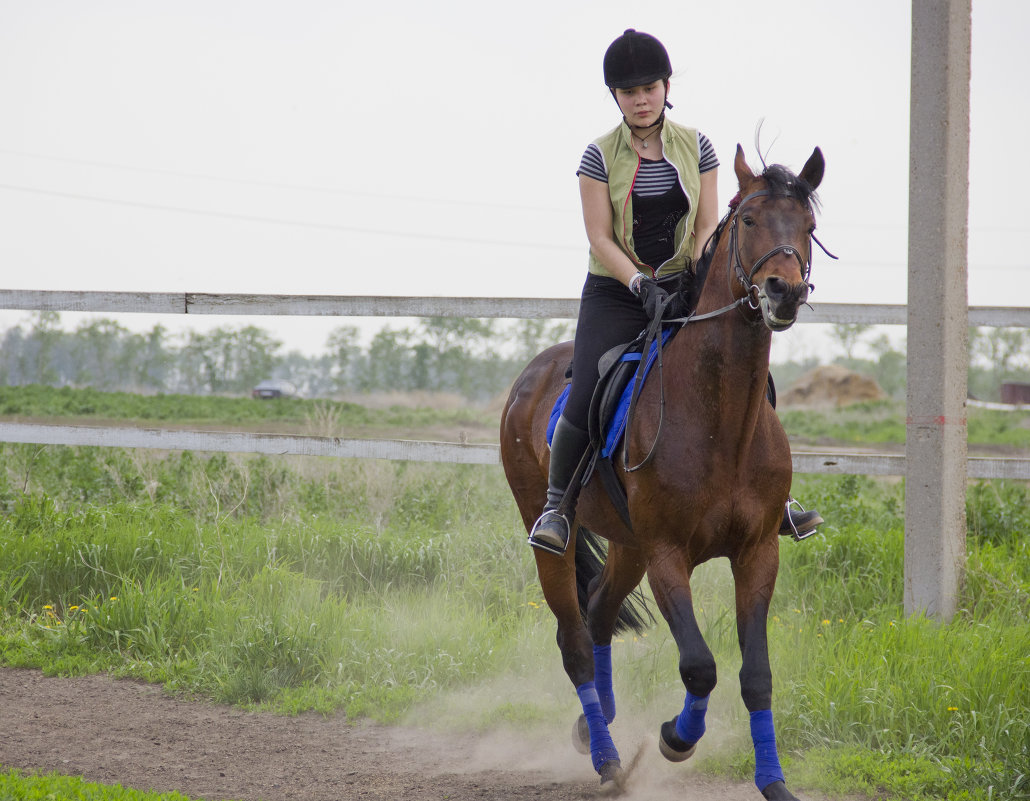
[615,80,667,128]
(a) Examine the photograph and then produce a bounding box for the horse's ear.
[733,144,754,186]
[800,147,825,190]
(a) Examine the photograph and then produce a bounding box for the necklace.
[633,124,662,149]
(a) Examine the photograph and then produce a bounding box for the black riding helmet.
[603,29,672,89]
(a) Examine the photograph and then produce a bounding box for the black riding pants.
[563,273,678,430]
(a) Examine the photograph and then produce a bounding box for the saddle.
[546,327,675,457]
[546,324,679,530]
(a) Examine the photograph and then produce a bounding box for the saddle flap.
[588,327,677,458]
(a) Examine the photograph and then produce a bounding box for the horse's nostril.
[763,276,789,301]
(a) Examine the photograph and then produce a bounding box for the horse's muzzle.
[759,276,809,331]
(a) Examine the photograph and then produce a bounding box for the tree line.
[1,312,1026,402]
[0,312,574,401]
[818,323,1030,402]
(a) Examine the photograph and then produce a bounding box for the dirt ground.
[0,669,854,801]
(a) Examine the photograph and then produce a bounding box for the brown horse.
[500,145,827,801]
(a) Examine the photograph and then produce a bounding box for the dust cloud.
[400,675,764,801]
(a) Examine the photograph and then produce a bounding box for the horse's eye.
[742,215,755,228]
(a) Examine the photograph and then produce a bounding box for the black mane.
[760,163,821,211]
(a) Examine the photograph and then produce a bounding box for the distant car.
[252,379,298,399]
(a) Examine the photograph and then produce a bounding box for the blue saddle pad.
[548,327,674,458]
[546,384,571,445]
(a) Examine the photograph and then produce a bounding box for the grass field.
[0,768,203,801]
[0,387,1027,800]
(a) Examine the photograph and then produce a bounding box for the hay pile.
[780,364,886,408]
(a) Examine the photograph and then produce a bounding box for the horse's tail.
[574,526,654,635]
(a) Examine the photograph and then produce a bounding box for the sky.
[0,0,1027,364]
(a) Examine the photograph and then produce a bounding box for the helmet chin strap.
[625,110,666,132]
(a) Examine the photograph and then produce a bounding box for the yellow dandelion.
[821,619,831,626]
[889,620,896,627]
[838,618,844,623]
[43,605,53,610]
[947,706,959,712]
[110,596,118,601]
[69,606,80,611]
[772,615,780,622]
[527,601,539,608]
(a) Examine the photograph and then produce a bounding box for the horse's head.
[728,144,825,331]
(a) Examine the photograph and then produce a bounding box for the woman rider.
[528,29,822,555]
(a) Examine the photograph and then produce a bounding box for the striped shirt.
[577,131,718,197]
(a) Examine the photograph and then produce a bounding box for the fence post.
[905,0,971,621]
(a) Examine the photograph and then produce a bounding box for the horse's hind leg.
[585,543,649,724]
[732,543,801,801]
[534,550,622,784]
[647,551,717,762]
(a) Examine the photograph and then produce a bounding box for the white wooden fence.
[0,290,1027,481]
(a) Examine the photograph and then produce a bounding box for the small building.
[1000,382,1030,405]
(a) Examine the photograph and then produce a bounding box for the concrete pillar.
[905,0,970,621]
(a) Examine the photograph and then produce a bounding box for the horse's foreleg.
[732,544,801,801]
[585,543,648,723]
[535,550,622,783]
[535,550,593,685]
[648,554,717,762]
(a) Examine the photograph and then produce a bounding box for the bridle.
[666,186,837,324]
[727,188,813,309]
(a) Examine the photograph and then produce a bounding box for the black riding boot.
[528,416,591,556]
[779,497,824,540]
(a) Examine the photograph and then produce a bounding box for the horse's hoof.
[658,718,697,762]
[572,713,590,755]
[761,780,801,801]
[598,758,624,789]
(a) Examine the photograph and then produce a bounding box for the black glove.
[636,277,669,319]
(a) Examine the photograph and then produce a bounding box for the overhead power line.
[0,181,583,253]
[0,147,576,216]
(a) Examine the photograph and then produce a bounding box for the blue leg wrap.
[674,691,708,745]
[593,644,615,723]
[750,709,786,791]
[576,681,620,772]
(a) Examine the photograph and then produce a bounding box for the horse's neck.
[678,239,773,425]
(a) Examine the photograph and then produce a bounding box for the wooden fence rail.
[2,289,1030,327]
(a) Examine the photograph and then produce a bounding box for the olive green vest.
[587,118,702,279]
